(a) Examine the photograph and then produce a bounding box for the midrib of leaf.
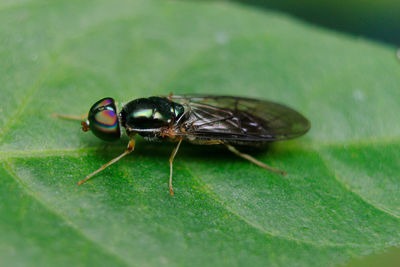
[1,136,399,159]
[1,137,399,249]
[2,160,131,267]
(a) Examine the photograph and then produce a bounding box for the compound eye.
[88,97,121,141]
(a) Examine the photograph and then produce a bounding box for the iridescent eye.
[88,97,121,141]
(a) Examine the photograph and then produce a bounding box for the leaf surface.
[1,0,400,266]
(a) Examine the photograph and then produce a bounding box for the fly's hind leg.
[77,139,136,185]
[169,138,183,196]
[224,144,286,175]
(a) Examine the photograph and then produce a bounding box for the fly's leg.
[53,113,87,121]
[78,139,136,185]
[169,138,183,196]
[53,113,90,131]
[224,144,286,175]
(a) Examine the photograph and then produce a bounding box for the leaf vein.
[2,160,131,267]
[181,162,364,249]
[316,150,400,220]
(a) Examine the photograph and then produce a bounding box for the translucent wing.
[169,95,310,144]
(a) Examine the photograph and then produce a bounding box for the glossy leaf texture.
[1,0,400,266]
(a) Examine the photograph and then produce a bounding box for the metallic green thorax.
[120,96,184,134]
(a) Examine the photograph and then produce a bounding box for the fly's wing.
[169,95,310,142]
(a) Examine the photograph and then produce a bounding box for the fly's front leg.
[53,113,87,121]
[78,139,136,185]
[168,138,183,196]
[53,113,90,131]
[225,144,286,175]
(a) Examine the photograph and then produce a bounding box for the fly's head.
[82,97,122,141]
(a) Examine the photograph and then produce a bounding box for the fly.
[54,94,311,196]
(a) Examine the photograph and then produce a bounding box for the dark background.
[224,0,400,46]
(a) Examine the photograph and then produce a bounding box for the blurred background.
[221,0,400,46]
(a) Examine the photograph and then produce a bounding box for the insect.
[54,94,310,196]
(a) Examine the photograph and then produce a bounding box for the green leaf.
[1,0,400,266]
